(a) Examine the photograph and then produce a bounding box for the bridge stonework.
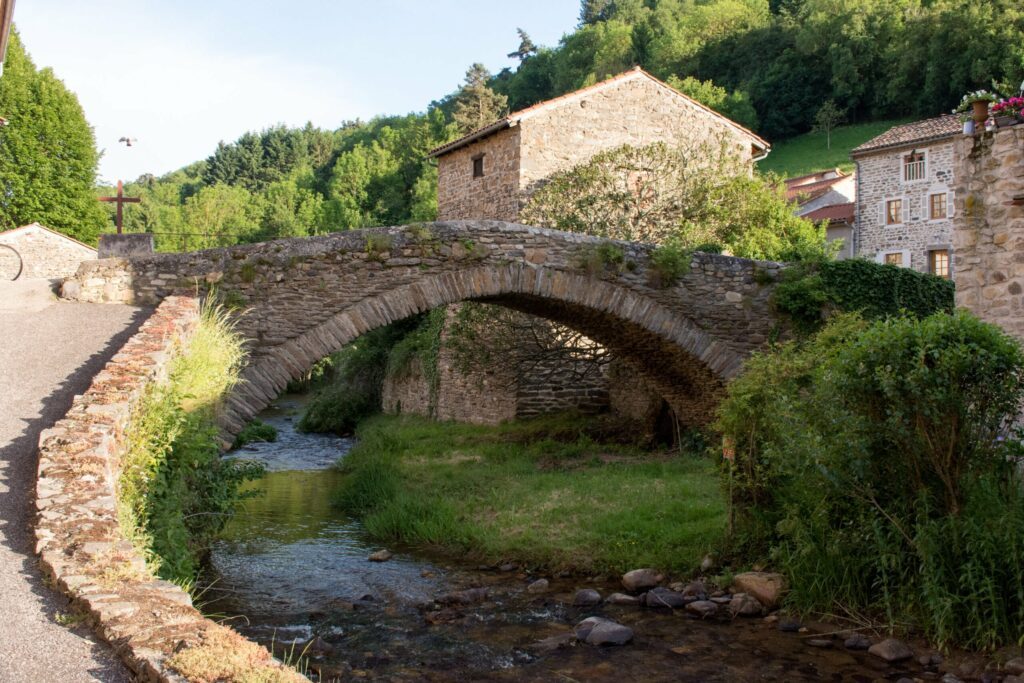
[61,221,784,432]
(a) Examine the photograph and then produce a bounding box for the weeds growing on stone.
[118,301,264,584]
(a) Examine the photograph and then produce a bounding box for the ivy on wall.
[773,259,955,335]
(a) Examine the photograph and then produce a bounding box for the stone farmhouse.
[377,68,771,432]
[0,222,97,280]
[429,66,769,221]
[783,169,856,259]
[851,115,961,278]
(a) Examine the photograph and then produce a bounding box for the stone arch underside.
[220,265,746,436]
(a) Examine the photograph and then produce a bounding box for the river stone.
[368,549,393,562]
[573,589,602,606]
[729,572,787,609]
[1008,658,1024,676]
[728,593,763,617]
[843,634,871,650]
[868,638,914,663]
[778,620,802,632]
[499,562,517,572]
[526,578,550,594]
[605,592,641,606]
[684,600,718,618]
[621,568,663,592]
[574,617,633,646]
[806,638,832,648]
[527,632,576,655]
[438,587,489,605]
[680,581,707,600]
[645,587,687,609]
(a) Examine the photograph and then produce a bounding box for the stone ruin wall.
[953,126,1024,339]
[34,295,303,682]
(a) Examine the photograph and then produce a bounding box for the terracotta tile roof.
[804,202,855,225]
[784,168,843,186]
[783,170,851,204]
[428,67,770,158]
[851,115,961,156]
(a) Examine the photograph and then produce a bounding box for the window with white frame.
[885,198,903,225]
[877,249,911,268]
[904,151,926,182]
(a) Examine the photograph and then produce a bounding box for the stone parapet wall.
[953,127,1024,339]
[34,295,303,682]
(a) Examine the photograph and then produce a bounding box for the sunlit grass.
[334,414,726,574]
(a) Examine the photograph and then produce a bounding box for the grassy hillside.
[757,119,914,178]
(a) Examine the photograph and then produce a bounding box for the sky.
[13,1,580,184]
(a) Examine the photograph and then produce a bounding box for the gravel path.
[0,282,146,682]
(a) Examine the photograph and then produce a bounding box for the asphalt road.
[0,280,145,682]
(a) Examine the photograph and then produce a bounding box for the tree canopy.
[0,30,106,243]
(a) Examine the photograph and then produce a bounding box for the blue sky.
[15,1,579,183]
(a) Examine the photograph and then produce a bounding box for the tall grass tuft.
[119,300,264,584]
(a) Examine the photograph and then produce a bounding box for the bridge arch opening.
[220,264,743,438]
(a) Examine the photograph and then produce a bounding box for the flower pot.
[972,100,990,123]
[995,115,1018,128]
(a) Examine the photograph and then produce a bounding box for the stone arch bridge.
[62,221,785,433]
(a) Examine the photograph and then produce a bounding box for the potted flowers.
[954,90,998,124]
[991,96,1024,127]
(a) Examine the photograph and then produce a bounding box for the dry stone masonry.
[953,126,1024,339]
[62,221,783,430]
[34,295,303,682]
[0,222,97,279]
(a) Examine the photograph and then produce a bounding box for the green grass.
[333,414,726,574]
[757,119,914,177]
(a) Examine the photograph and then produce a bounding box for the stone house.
[851,116,961,277]
[383,69,770,431]
[0,222,97,280]
[783,169,857,259]
[429,66,769,221]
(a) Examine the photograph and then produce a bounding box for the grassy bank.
[757,119,912,177]
[333,414,726,574]
[118,303,264,584]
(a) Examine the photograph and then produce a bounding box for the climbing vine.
[773,258,955,335]
[384,307,446,415]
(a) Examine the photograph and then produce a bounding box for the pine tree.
[507,28,538,62]
[451,64,509,135]
[0,29,106,243]
[579,0,614,26]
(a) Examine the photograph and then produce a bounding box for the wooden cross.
[98,180,140,234]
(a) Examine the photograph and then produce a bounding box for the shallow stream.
[205,394,937,682]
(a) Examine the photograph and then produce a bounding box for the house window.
[904,151,926,182]
[929,193,947,219]
[886,198,903,225]
[884,252,904,266]
[929,249,950,279]
[472,155,484,178]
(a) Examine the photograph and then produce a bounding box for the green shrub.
[716,311,1024,649]
[120,303,264,584]
[298,315,424,434]
[365,233,393,260]
[773,258,955,335]
[648,238,692,287]
[232,419,278,448]
[577,242,625,275]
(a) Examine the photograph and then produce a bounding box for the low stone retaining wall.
[34,295,303,682]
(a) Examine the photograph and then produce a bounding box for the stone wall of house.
[517,74,756,201]
[34,295,303,682]
[608,358,667,437]
[0,223,96,279]
[952,126,1024,339]
[854,139,957,274]
[437,127,521,222]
